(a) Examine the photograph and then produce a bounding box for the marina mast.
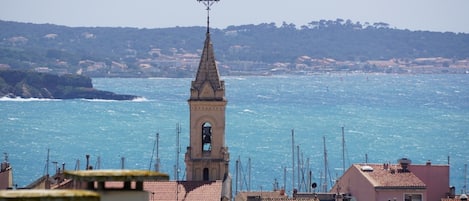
[291,129,295,192]
[323,136,328,192]
[342,126,345,175]
[175,123,181,180]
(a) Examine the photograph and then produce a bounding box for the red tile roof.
[103,180,223,201]
[145,181,223,201]
[354,164,426,189]
[235,191,287,201]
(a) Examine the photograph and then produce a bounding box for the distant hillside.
[1,20,468,77]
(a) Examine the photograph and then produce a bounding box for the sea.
[1,74,468,194]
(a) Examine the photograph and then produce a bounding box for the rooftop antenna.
[197,0,220,33]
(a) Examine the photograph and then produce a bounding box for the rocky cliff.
[0,70,139,100]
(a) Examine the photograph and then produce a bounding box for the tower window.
[202,122,212,151]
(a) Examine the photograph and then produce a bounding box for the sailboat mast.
[283,166,287,192]
[465,163,467,194]
[156,133,160,172]
[248,157,251,192]
[235,157,239,194]
[323,136,328,192]
[46,148,50,176]
[291,129,295,192]
[307,157,311,193]
[149,132,158,171]
[297,145,300,191]
[175,123,181,180]
[96,156,101,170]
[342,126,345,175]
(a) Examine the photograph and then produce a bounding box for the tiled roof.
[354,164,426,189]
[235,191,287,201]
[145,181,223,201]
[102,180,223,201]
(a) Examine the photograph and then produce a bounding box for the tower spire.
[197,0,220,33]
[191,0,224,101]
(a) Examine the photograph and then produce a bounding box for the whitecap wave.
[226,76,246,80]
[81,99,117,102]
[131,97,149,102]
[0,96,60,102]
[242,109,256,113]
[81,97,148,102]
[256,95,271,99]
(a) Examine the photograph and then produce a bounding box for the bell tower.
[185,0,229,181]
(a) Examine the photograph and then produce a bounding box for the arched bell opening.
[202,122,212,152]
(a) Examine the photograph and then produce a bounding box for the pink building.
[408,161,450,200]
[331,159,450,201]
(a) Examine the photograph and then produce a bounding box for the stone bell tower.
[184,26,229,181]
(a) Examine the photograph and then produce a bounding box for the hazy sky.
[1,0,469,33]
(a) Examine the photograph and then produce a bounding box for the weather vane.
[197,0,220,33]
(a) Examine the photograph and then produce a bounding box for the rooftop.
[100,180,223,201]
[354,164,426,189]
[144,181,223,201]
[64,169,169,182]
[0,189,99,199]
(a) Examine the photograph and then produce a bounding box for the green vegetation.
[0,19,468,77]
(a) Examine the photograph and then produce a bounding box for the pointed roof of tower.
[193,32,222,90]
[189,31,225,101]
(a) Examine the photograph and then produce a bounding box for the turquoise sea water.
[1,74,468,194]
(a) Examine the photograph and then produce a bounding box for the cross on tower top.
[197,0,220,33]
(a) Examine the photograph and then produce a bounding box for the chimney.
[398,158,411,172]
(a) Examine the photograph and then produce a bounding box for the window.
[202,122,212,151]
[404,194,422,201]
